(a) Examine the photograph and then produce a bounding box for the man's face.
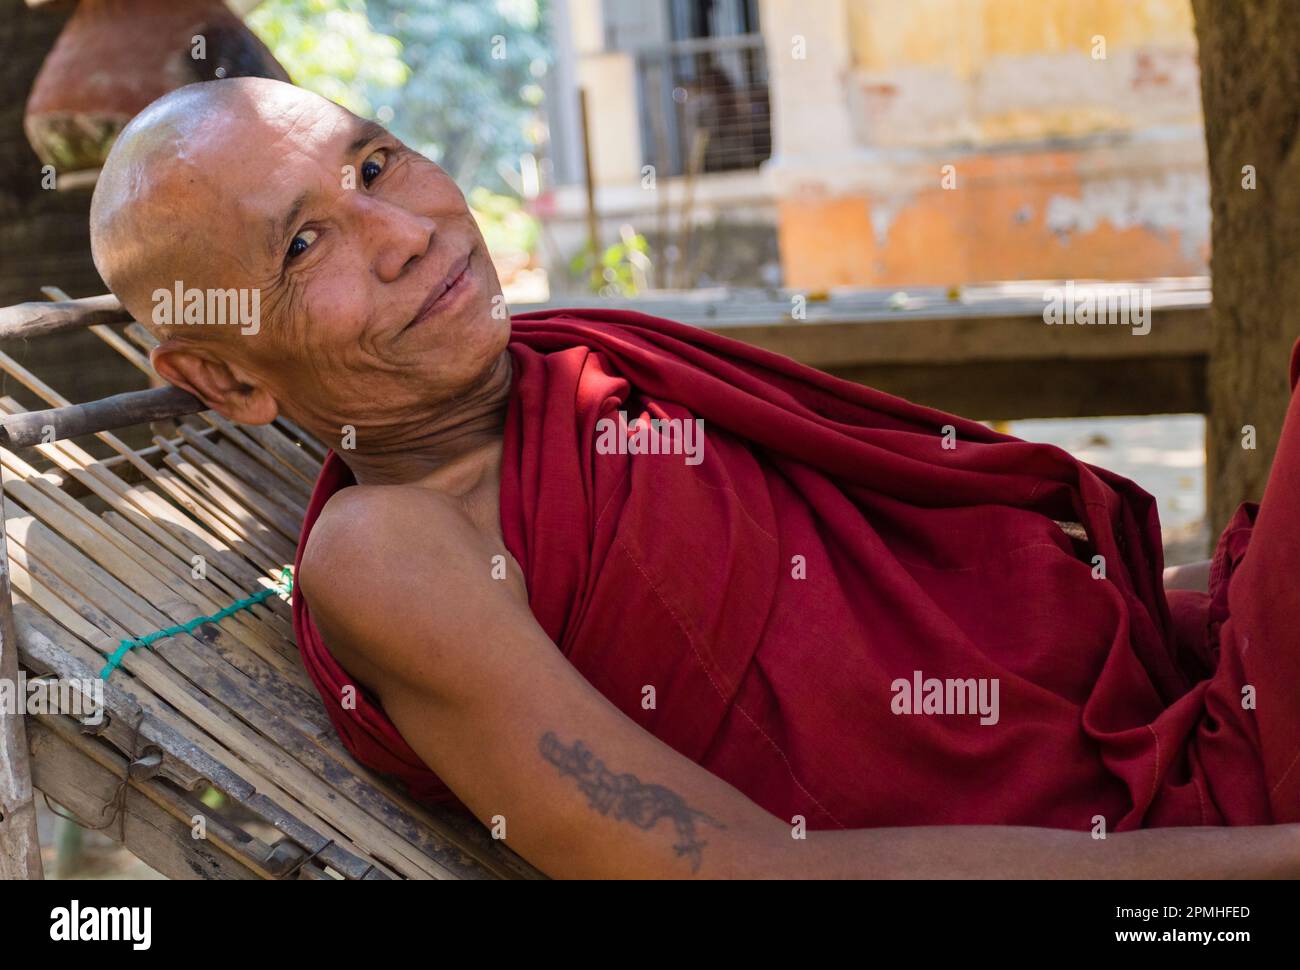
[138,83,507,441]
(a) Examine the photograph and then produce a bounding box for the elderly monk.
[87,77,1300,879]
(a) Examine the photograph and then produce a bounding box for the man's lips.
[404,252,473,332]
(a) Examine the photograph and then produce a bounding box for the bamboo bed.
[0,289,540,880]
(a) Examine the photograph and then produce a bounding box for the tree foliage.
[249,0,550,196]
[247,0,408,117]
[363,0,550,194]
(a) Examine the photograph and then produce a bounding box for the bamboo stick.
[0,294,126,341]
[0,386,204,448]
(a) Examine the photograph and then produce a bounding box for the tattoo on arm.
[538,730,725,873]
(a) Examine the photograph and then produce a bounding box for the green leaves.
[247,0,409,117]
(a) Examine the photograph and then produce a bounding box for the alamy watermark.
[50,900,150,950]
[1,672,104,726]
[1042,281,1151,335]
[595,411,705,466]
[151,281,261,335]
[890,670,1000,725]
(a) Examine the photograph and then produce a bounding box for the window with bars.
[610,0,771,177]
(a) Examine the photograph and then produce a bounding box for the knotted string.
[99,566,293,681]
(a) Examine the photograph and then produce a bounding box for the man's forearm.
[763,822,1300,879]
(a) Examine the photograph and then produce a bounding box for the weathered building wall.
[766,0,1207,288]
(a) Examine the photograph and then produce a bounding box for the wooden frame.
[0,480,42,878]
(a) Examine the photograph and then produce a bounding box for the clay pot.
[24,0,287,174]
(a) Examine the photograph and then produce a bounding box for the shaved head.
[91,80,266,333]
[86,77,508,452]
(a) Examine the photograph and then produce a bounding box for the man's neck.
[330,350,513,497]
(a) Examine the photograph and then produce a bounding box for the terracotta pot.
[24,0,288,173]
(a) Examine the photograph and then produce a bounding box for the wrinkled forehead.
[175,95,354,207]
[234,91,356,170]
[150,93,361,276]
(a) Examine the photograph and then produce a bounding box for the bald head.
[91,78,327,332]
[84,76,507,445]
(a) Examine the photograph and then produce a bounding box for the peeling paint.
[1044,171,1210,261]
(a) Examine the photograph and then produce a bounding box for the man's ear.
[150,340,279,426]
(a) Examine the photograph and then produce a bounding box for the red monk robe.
[292,309,1300,831]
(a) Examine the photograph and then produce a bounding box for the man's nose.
[356,196,438,282]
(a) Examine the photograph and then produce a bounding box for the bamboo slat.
[0,295,126,341]
[0,387,203,448]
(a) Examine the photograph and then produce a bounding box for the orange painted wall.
[773,0,1205,289]
[777,148,1208,289]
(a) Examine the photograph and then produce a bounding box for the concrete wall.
[765,0,1207,288]
[544,0,1207,291]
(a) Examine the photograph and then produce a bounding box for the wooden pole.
[0,384,203,447]
[677,128,709,292]
[647,62,671,289]
[577,87,601,291]
[0,469,44,879]
[0,294,126,341]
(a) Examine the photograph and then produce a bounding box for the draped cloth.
[293,309,1300,830]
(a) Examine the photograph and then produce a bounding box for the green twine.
[99,567,294,681]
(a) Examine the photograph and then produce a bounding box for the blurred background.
[4,0,1279,875]
[2,0,1214,304]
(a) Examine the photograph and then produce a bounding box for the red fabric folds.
[293,309,1300,829]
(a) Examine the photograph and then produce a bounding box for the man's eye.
[361,149,387,187]
[287,228,318,261]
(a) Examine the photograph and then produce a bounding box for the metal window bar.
[637,33,772,178]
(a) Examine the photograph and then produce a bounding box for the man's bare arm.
[301,485,783,878]
[301,488,1298,879]
[1163,558,1211,592]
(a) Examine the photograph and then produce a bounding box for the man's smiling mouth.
[403,250,474,333]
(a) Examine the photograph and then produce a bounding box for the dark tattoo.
[538,731,725,873]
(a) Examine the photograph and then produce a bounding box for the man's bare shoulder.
[301,484,477,585]
[297,484,525,693]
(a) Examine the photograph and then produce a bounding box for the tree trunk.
[1192,0,1300,535]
